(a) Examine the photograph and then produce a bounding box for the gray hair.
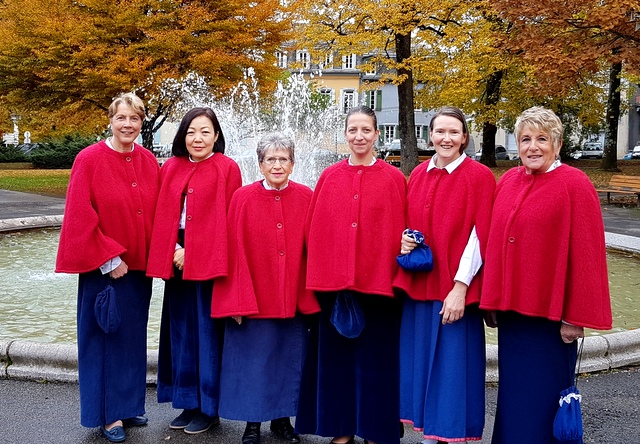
[514,107,564,148]
[256,133,295,163]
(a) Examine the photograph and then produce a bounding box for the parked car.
[632,145,640,159]
[474,145,510,160]
[385,138,429,152]
[580,141,604,159]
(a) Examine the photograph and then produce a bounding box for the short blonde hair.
[108,93,146,120]
[514,107,563,147]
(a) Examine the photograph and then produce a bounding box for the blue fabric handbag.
[94,282,121,334]
[553,339,584,442]
[396,229,434,272]
[330,290,365,338]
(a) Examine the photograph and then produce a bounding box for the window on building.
[342,54,356,69]
[365,91,375,110]
[415,126,423,140]
[275,51,287,68]
[364,90,382,111]
[320,53,334,70]
[384,126,396,143]
[363,60,377,75]
[342,89,356,114]
[296,50,310,69]
[318,87,334,103]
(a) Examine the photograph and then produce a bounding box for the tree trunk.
[141,119,155,151]
[395,32,418,175]
[480,70,504,167]
[600,60,622,171]
[482,121,498,167]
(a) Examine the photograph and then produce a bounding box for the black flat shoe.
[184,413,219,435]
[270,417,301,443]
[330,436,354,444]
[243,421,261,444]
[123,415,148,427]
[170,409,198,429]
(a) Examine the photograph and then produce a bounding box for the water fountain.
[177,70,346,188]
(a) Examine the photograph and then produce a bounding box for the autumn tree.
[489,0,640,171]
[0,0,292,148]
[292,0,499,174]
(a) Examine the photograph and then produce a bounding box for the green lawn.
[0,168,70,196]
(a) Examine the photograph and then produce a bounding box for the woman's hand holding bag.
[396,229,434,272]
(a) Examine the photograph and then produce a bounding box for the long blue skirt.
[77,270,151,427]
[295,292,401,444]
[399,298,485,442]
[156,275,223,416]
[492,311,580,444]
[218,316,308,422]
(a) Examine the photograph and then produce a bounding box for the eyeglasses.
[262,157,291,165]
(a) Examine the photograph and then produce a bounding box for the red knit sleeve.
[211,186,260,317]
[473,164,497,260]
[225,157,242,206]
[55,149,126,273]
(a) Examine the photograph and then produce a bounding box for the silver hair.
[256,133,295,163]
[514,106,564,148]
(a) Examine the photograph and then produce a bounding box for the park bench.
[595,175,640,208]
[383,154,431,167]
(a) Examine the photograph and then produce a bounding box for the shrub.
[29,134,99,169]
[0,142,28,162]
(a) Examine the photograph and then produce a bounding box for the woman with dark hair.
[212,132,319,444]
[393,106,495,443]
[147,107,242,435]
[481,107,611,443]
[56,93,159,443]
[295,105,407,444]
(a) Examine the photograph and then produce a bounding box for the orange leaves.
[0,0,292,139]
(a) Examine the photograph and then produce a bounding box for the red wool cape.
[56,141,159,273]
[393,157,496,304]
[306,159,407,297]
[479,165,612,330]
[146,153,241,281]
[211,181,320,318]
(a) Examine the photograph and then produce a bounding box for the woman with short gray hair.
[212,132,319,444]
[481,106,612,443]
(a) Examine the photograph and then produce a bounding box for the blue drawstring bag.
[397,229,434,272]
[553,339,584,442]
[330,290,365,338]
[94,283,121,334]
[553,386,583,441]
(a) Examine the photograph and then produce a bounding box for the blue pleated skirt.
[156,276,224,416]
[77,270,152,427]
[218,316,308,422]
[491,311,580,444]
[295,292,402,444]
[399,298,485,442]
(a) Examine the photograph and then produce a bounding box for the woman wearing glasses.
[147,107,242,435]
[296,106,407,444]
[212,133,320,444]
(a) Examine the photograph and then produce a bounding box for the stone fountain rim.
[1,215,639,383]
